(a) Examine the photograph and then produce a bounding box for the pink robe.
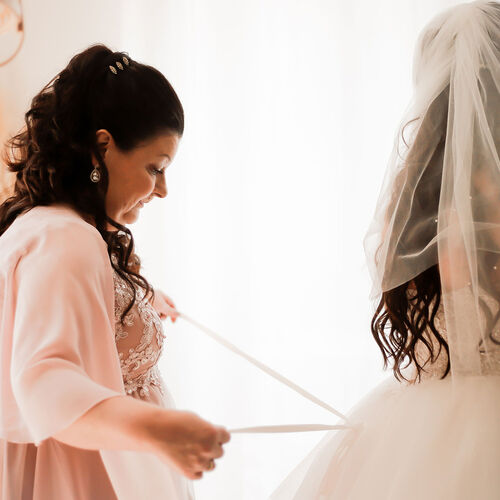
[0,205,194,499]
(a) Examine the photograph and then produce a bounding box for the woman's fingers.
[211,444,224,459]
[216,427,231,444]
[162,298,179,321]
[148,410,229,480]
[154,292,179,322]
[161,292,178,312]
[164,295,176,308]
[202,457,216,471]
[197,428,229,470]
[159,307,178,321]
[169,307,179,322]
[206,428,229,463]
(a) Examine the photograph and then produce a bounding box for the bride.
[270,1,500,498]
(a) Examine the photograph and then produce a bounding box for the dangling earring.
[90,164,101,183]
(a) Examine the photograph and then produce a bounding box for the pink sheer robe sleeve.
[8,223,125,446]
[1,207,194,500]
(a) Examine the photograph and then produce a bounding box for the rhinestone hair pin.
[109,55,130,74]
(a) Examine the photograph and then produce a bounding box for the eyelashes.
[149,166,165,176]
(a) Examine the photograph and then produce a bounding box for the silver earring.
[90,165,101,183]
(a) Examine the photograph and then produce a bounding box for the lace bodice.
[112,267,166,398]
[408,298,449,383]
[405,288,500,383]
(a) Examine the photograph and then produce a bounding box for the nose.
[153,174,168,199]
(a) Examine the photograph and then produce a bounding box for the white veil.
[363,0,500,377]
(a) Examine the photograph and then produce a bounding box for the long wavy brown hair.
[1,44,184,324]
[370,87,450,383]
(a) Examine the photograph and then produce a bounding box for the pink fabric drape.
[0,205,193,499]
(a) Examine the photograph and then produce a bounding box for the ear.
[91,129,113,165]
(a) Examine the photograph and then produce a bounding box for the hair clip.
[109,55,131,74]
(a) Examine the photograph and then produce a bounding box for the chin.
[120,210,140,226]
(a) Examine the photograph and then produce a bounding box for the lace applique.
[114,275,136,342]
[124,365,165,397]
[405,288,500,383]
[112,261,166,397]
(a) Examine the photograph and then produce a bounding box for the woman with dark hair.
[271,1,500,499]
[0,44,229,499]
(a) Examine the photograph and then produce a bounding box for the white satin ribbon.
[229,424,353,433]
[178,312,354,434]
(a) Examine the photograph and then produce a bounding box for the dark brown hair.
[1,43,184,323]
[370,88,450,383]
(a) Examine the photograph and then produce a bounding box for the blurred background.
[0,0,461,498]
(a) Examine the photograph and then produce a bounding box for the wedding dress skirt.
[269,373,500,500]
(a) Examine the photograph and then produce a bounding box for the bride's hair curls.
[370,89,451,384]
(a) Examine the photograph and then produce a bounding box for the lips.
[136,198,152,208]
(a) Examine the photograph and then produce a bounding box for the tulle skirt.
[270,374,500,500]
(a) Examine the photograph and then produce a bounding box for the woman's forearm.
[52,393,231,480]
[52,394,162,453]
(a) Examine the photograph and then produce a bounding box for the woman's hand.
[141,409,231,480]
[152,290,179,322]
